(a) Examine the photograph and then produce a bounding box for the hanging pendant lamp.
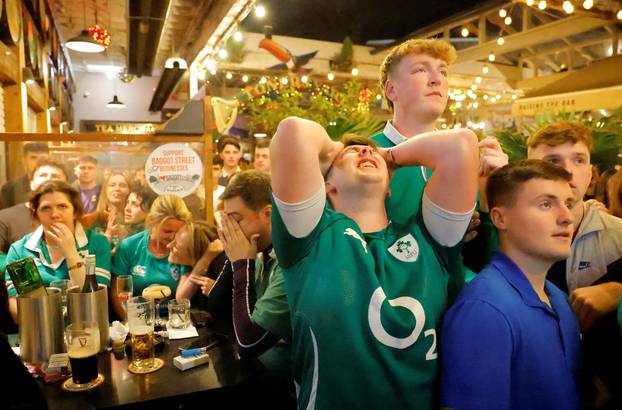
[106,95,125,109]
[66,30,105,53]
[65,0,105,53]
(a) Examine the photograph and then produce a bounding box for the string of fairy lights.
[194,0,622,126]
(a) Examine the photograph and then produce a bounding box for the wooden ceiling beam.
[455,15,608,64]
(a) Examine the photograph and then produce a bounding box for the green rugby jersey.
[272,201,457,409]
[371,131,431,226]
[372,129,496,278]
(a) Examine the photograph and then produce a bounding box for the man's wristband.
[387,148,399,167]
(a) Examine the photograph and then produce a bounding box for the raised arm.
[270,117,343,203]
[387,128,479,213]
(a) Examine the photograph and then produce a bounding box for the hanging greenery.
[494,109,622,172]
[238,78,384,140]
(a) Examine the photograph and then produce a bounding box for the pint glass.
[127,296,155,369]
[66,322,100,385]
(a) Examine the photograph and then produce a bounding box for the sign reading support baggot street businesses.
[145,143,202,198]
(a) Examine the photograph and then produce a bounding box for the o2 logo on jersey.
[367,287,437,360]
[388,234,419,262]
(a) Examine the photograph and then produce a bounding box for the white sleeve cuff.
[422,193,475,247]
[272,186,326,238]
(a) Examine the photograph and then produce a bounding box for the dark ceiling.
[241,0,491,45]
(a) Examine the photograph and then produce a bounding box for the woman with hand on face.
[82,171,131,246]
[169,221,226,306]
[4,180,111,322]
[110,195,192,320]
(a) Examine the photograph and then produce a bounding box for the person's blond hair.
[527,121,593,152]
[185,220,218,263]
[145,194,193,230]
[380,39,457,111]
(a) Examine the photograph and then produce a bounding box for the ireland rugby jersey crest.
[388,233,419,262]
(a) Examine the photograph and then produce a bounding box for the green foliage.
[329,36,354,72]
[238,79,384,140]
[494,110,622,171]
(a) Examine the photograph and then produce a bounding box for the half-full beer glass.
[127,296,155,369]
[66,322,100,385]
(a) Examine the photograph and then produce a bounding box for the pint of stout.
[66,322,100,385]
[127,296,155,369]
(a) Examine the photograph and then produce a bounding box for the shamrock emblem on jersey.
[388,234,419,262]
[344,228,368,253]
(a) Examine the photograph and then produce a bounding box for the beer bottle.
[6,257,48,297]
[81,255,98,293]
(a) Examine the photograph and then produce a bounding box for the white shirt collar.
[25,222,89,252]
[383,121,408,145]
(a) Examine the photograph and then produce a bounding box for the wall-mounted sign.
[145,143,202,198]
[512,85,622,117]
[80,120,158,134]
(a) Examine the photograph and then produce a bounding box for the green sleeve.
[0,253,6,277]
[251,264,291,341]
[4,244,22,297]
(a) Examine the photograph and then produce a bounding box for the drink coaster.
[62,373,105,392]
[128,357,164,374]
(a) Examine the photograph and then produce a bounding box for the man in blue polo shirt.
[441,160,581,410]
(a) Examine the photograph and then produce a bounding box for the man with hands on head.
[270,116,478,409]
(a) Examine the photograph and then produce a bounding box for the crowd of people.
[1,37,622,409]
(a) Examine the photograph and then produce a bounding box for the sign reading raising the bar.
[145,143,202,198]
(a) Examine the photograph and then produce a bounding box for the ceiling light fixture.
[65,1,105,53]
[582,0,593,9]
[488,52,496,62]
[497,37,505,45]
[327,72,335,81]
[22,67,35,85]
[106,95,125,109]
[255,4,266,18]
[504,16,512,25]
[482,65,489,74]
[538,1,547,10]
[562,1,574,13]
[66,30,105,53]
[461,27,469,37]
[499,9,507,18]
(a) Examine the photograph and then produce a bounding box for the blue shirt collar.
[490,252,563,313]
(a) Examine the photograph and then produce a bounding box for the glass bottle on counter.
[6,257,48,297]
[81,255,99,293]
